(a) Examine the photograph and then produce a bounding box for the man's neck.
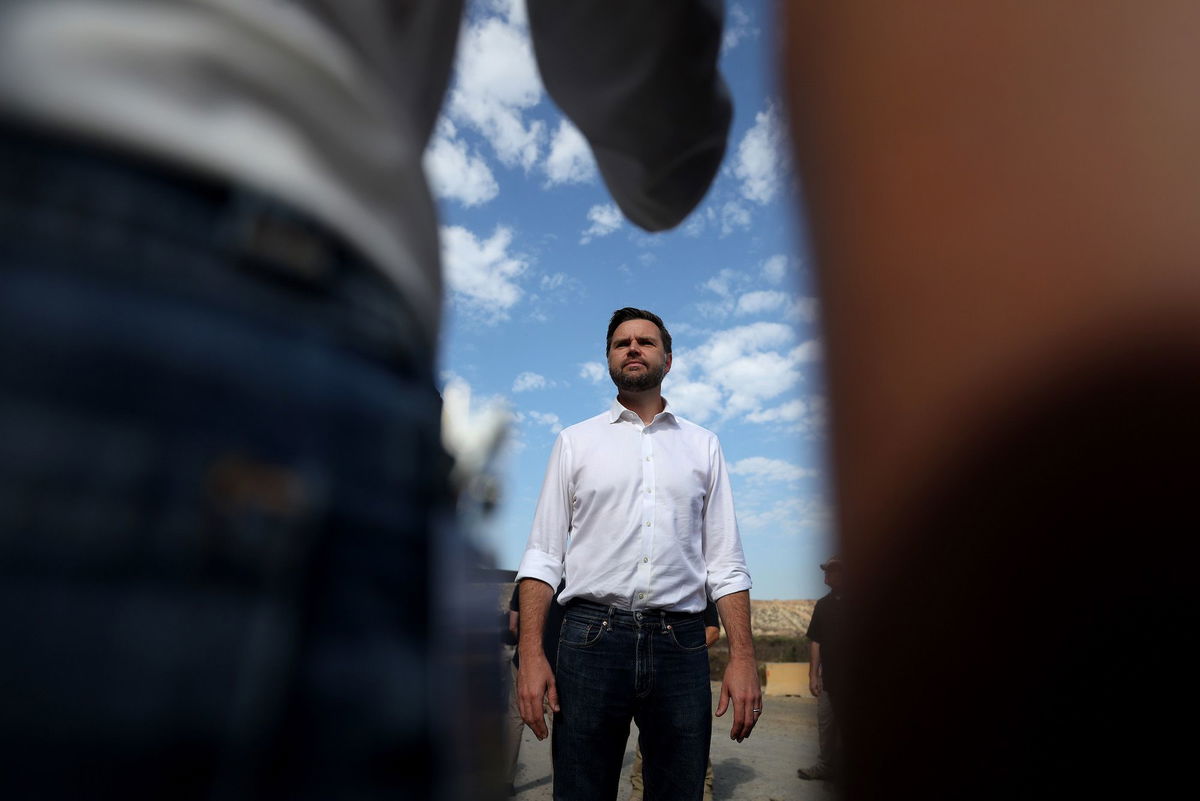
[617,389,665,425]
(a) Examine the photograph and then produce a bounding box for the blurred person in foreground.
[0,1,732,798]
[515,308,761,801]
[783,2,1200,798]
[796,557,845,783]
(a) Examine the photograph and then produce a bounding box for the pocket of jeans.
[559,617,608,649]
[666,620,708,652]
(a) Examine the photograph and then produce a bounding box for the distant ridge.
[498,583,817,639]
[750,599,816,638]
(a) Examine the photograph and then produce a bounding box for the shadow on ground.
[712,757,756,801]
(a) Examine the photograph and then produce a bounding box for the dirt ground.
[510,683,838,801]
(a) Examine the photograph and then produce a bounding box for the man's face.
[608,319,672,392]
[823,566,844,592]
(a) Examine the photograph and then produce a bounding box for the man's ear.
[664,353,673,375]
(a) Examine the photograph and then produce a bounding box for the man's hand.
[714,590,762,741]
[516,652,559,740]
[808,641,823,698]
[716,655,762,741]
[705,625,720,648]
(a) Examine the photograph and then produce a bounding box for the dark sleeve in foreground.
[527,0,732,231]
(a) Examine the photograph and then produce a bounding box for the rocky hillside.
[498,584,816,638]
[750,599,816,637]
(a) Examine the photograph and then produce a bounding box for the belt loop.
[659,610,669,632]
[606,605,615,629]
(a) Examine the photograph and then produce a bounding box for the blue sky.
[428,0,832,600]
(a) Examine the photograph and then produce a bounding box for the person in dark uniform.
[798,557,846,782]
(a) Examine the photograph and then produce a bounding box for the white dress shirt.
[516,399,752,613]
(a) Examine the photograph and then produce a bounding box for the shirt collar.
[608,397,677,426]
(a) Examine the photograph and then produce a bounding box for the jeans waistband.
[565,598,703,628]
[0,119,427,377]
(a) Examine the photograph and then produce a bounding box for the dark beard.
[609,361,666,392]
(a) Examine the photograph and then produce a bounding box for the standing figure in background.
[797,557,845,782]
[516,308,762,801]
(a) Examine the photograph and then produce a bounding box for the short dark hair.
[606,308,672,354]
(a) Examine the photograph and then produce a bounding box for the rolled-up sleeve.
[516,431,572,588]
[702,436,752,602]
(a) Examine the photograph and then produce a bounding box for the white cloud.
[581,203,623,243]
[762,254,788,284]
[738,496,831,534]
[733,104,788,205]
[527,410,564,435]
[703,268,741,299]
[736,290,788,316]
[663,379,724,423]
[719,201,752,236]
[440,225,528,323]
[539,272,569,292]
[723,3,759,51]
[423,120,499,207]
[485,0,527,27]
[512,371,548,393]
[440,374,514,478]
[448,13,545,169]
[746,395,827,435]
[730,456,817,483]
[697,267,818,325]
[579,362,607,384]
[789,339,823,362]
[544,119,597,186]
[786,297,820,325]
[666,323,821,426]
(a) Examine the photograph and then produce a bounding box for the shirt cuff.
[515,549,563,590]
[708,571,752,603]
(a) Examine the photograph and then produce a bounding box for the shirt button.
[645,456,651,461]
[642,557,649,563]
[638,592,645,600]
[645,488,652,494]
[645,521,652,527]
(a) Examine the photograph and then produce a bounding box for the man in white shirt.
[515,308,762,801]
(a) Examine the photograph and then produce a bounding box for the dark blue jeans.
[552,601,711,801]
[0,125,460,800]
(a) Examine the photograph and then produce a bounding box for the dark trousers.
[552,601,711,801]
[0,124,454,800]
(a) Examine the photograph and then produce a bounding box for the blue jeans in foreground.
[0,124,464,800]
[552,601,711,801]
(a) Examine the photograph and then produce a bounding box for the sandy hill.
[500,585,816,639]
[750,599,816,638]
